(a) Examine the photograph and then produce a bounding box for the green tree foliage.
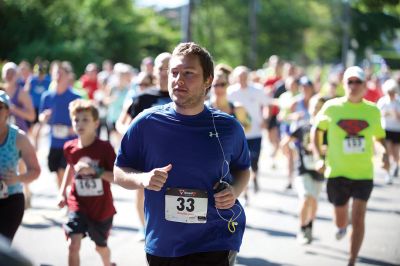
[1,0,398,72]
[0,0,179,74]
[350,0,400,58]
[256,1,312,64]
[303,1,342,65]
[136,8,180,58]
[356,0,400,12]
[190,0,342,68]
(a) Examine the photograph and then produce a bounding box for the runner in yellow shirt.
[311,66,390,266]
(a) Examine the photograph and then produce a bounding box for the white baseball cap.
[2,62,18,80]
[382,79,399,94]
[343,66,365,82]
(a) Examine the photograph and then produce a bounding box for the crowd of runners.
[0,42,399,266]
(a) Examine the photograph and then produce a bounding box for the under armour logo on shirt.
[209,132,219,138]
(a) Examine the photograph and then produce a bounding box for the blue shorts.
[279,122,291,138]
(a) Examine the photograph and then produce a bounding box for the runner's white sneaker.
[385,173,393,185]
[297,228,312,245]
[297,230,308,245]
[305,227,312,244]
[135,228,145,242]
[393,166,398,178]
[335,227,347,240]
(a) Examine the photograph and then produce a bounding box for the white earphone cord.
[211,111,243,230]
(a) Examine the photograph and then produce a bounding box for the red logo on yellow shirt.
[337,119,369,135]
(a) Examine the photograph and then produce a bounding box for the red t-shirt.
[64,138,116,221]
[264,76,282,116]
[81,74,98,99]
[364,87,383,103]
[264,76,281,88]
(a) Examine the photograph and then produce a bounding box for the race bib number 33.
[165,188,208,224]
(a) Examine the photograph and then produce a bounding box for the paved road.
[11,133,400,266]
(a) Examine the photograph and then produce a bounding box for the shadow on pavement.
[366,207,400,215]
[29,206,59,211]
[372,183,385,189]
[257,187,298,199]
[305,243,399,265]
[109,196,134,203]
[246,224,296,238]
[21,216,62,229]
[236,256,290,266]
[311,243,349,255]
[304,250,346,262]
[358,256,400,266]
[31,193,56,199]
[370,195,395,203]
[251,206,331,222]
[112,225,139,233]
[250,206,297,219]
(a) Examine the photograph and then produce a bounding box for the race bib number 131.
[165,188,208,224]
[343,136,365,154]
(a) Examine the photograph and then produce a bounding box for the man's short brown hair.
[172,42,214,91]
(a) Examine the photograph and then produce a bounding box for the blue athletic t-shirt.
[40,88,81,148]
[29,75,51,108]
[115,103,250,257]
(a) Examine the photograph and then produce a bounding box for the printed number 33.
[176,197,195,212]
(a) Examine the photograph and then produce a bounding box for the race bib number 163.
[75,177,104,197]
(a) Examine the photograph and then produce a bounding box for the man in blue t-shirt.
[39,61,81,190]
[26,63,51,149]
[28,63,51,120]
[114,42,250,266]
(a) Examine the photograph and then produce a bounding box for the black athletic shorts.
[48,148,67,172]
[247,138,262,172]
[27,107,40,128]
[64,211,113,247]
[146,250,230,266]
[0,193,25,242]
[327,177,373,206]
[385,130,400,144]
[266,115,279,130]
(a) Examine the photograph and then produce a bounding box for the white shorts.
[295,173,324,199]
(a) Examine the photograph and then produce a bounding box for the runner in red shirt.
[58,99,116,266]
[80,63,99,99]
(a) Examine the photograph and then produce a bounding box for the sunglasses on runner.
[139,83,151,86]
[213,83,227,88]
[347,79,363,85]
